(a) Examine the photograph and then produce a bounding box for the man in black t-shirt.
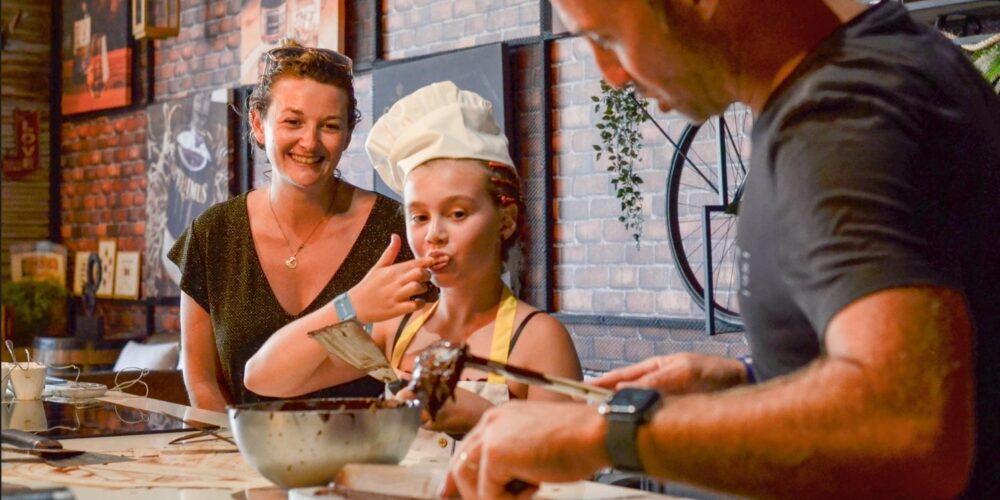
[442,1,999,498]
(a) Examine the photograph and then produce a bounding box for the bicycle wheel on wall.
[665,105,753,329]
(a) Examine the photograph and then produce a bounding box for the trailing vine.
[592,80,648,245]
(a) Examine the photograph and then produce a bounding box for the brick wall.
[46,0,749,370]
[382,0,539,60]
[59,112,150,339]
[551,37,703,320]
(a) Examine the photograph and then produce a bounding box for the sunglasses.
[262,46,353,73]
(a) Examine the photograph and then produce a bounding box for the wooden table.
[2,391,677,499]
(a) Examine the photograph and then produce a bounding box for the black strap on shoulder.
[508,310,543,357]
[392,312,414,351]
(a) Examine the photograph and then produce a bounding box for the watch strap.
[333,292,372,334]
[605,413,645,472]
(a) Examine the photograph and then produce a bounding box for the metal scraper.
[1,429,132,466]
[307,320,399,385]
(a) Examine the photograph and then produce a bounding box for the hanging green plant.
[592,80,648,245]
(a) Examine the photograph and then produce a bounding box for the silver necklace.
[268,187,337,269]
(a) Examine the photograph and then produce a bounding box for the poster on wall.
[143,90,233,298]
[239,0,345,85]
[60,0,132,115]
[2,109,41,178]
[96,239,117,298]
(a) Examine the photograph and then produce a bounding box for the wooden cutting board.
[290,463,445,500]
[290,463,671,499]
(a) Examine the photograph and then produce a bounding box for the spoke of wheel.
[723,121,749,178]
[712,220,739,310]
[680,212,736,288]
[638,97,720,195]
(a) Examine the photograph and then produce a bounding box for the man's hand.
[348,234,440,324]
[591,353,747,394]
[440,401,610,499]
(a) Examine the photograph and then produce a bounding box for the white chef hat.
[365,81,515,195]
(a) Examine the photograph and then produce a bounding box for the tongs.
[418,341,612,404]
[163,415,236,446]
[309,322,611,401]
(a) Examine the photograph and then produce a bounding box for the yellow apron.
[391,285,518,460]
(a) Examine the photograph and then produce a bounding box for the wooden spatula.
[307,320,399,385]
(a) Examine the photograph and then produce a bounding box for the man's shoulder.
[763,4,987,128]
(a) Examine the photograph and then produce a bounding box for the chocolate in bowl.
[228,397,421,489]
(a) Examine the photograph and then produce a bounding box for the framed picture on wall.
[60,0,133,115]
[239,0,346,85]
[113,251,141,300]
[143,89,234,298]
[96,239,117,298]
[72,251,92,296]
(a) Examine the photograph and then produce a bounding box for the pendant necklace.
[268,184,338,269]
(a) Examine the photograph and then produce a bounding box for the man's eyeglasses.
[262,46,353,73]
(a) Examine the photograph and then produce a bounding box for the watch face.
[606,388,660,414]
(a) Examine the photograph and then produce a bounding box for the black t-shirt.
[168,191,413,404]
[737,2,999,496]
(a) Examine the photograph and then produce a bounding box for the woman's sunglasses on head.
[262,46,353,73]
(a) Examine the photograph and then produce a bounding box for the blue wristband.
[333,292,372,334]
[738,355,756,384]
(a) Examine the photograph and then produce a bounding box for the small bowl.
[228,398,421,489]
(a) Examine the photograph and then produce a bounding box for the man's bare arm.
[638,286,974,497]
[444,286,974,498]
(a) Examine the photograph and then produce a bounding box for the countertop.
[2,391,677,499]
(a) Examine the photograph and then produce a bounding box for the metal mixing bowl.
[228,398,421,488]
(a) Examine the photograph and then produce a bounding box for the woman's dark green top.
[167,191,412,404]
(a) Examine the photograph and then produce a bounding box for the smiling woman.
[166,39,430,411]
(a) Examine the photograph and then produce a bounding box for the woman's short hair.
[247,39,361,147]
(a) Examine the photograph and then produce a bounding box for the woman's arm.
[180,292,229,412]
[245,235,437,397]
[244,301,373,397]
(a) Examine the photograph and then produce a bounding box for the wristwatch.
[332,292,372,334]
[598,388,662,472]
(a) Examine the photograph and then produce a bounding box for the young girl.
[244,81,581,450]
